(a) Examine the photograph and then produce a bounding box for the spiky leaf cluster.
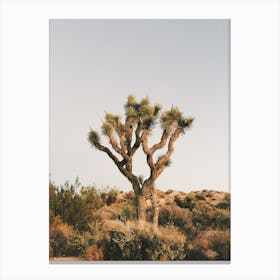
[102,113,124,136]
[160,106,194,133]
[88,130,100,147]
[124,95,162,130]
[177,117,194,133]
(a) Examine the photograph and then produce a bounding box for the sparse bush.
[85,244,103,260]
[192,203,214,230]
[186,230,230,260]
[100,220,186,260]
[125,191,136,203]
[122,206,132,220]
[215,201,230,209]
[175,195,195,210]
[194,194,205,201]
[158,204,193,234]
[185,244,208,260]
[212,209,230,230]
[100,188,119,205]
[107,189,119,205]
[49,216,86,257]
[49,182,103,232]
[215,194,230,210]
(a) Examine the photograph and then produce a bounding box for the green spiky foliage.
[161,106,194,133]
[124,95,161,130]
[88,130,100,147]
[88,95,194,225]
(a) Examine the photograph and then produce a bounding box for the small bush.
[215,201,230,210]
[100,188,119,205]
[49,216,86,257]
[191,203,214,230]
[175,195,195,210]
[215,194,230,210]
[158,204,192,232]
[212,209,230,230]
[194,194,205,201]
[122,206,132,220]
[100,220,186,260]
[186,230,230,260]
[85,244,103,260]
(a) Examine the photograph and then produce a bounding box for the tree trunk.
[151,187,159,228]
[136,192,147,223]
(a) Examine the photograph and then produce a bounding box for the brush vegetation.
[49,180,230,261]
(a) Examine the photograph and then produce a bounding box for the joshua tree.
[88,96,193,226]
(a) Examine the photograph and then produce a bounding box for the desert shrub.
[119,199,136,220]
[50,183,103,232]
[113,205,134,223]
[67,234,89,256]
[50,180,230,261]
[185,244,208,260]
[80,186,103,209]
[99,220,186,260]
[158,204,192,233]
[191,203,230,231]
[95,201,136,223]
[194,194,205,201]
[85,244,104,260]
[215,201,230,209]
[107,189,119,205]
[210,231,230,260]
[224,193,230,202]
[95,205,121,221]
[175,195,195,210]
[212,209,230,230]
[192,215,211,230]
[49,216,86,257]
[100,188,119,205]
[216,193,230,210]
[122,206,132,220]
[191,203,213,230]
[186,230,230,260]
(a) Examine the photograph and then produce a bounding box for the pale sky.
[50,19,230,192]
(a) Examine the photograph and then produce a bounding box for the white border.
[0,1,279,280]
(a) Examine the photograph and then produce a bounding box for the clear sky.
[50,19,230,192]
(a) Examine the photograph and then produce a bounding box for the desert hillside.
[49,183,230,261]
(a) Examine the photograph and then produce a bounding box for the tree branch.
[155,129,180,171]
[94,141,140,194]
[94,142,131,180]
[107,132,122,154]
[150,129,169,154]
[141,130,155,170]
[124,117,133,154]
[131,121,142,156]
